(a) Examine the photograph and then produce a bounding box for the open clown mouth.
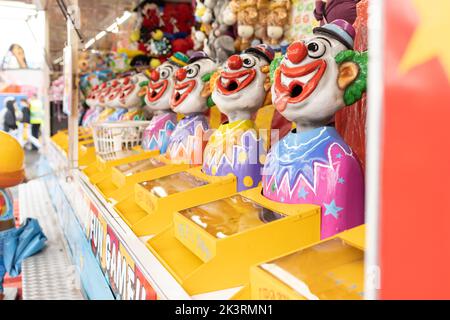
[108,88,121,101]
[216,69,256,95]
[119,84,136,104]
[171,80,196,108]
[273,60,327,112]
[99,88,111,104]
[147,80,168,102]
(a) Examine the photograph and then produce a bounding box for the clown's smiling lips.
[217,68,256,95]
[120,83,136,105]
[274,42,327,112]
[171,79,196,108]
[147,80,168,102]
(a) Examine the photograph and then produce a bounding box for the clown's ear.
[338,62,359,90]
[201,81,211,98]
[263,70,272,92]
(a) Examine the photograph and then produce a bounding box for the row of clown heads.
[84,20,367,239]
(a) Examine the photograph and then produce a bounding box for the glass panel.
[261,238,364,300]
[116,157,165,176]
[180,195,285,238]
[139,171,208,198]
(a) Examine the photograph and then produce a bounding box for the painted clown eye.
[160,68,170,79]
[307,40,326,58]
[242,56,255,68]
[186,64,200,78]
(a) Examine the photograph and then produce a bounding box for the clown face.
[272,35,348,128]
[97,81,113,107]
[170,58,217,115]
[213,53,270,121]
[85,85,100,108]
[106,78,127,108]
[119,73,147,109]
[144,61,179,114]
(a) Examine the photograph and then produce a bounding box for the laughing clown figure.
[119,73,148,121]
[105,77,130,122]
[203,45,274,191]
[263,20,367,239]
[141,53,190,153]
[166,52,218,165]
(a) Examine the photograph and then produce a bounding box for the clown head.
[144,52,189,115]
[271,20,367,130]
[119,73,147,109]
[97,81,113,107]
[212,44,274,122]
[85,84,100,108]
[170,52,218,115]
[106,77,128,109]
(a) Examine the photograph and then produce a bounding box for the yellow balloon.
[0,131,24,174]
[150,58,161,68]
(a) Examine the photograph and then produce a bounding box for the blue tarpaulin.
[3,218,47,277]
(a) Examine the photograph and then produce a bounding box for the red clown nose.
[175,68,187,81]
[150,70,160,82]
[227,55,243,70]
[287,41,307,64]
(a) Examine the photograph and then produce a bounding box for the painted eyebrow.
[315,37,332,46]
[165,65,174,71]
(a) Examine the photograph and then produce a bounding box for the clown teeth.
[221,78,230,86]
[280,69,317,87]
[237,74,249,83]
[176,86,189,95]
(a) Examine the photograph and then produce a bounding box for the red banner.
[380,0,450,299]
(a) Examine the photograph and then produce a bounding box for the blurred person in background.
[18,98,32,149]
[1,97,18,133]
[29,94,44,150]
[314,0,361,26]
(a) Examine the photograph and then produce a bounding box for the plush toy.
[202,0,236,64]
[171,38,193,55]
[141,52,189,153]
[254,0,270,44]
[147,29,172,58]
[163,3,194,35]
[108,52,130,74]
[235,0,259,51]
[204,44,274,191]
[78,51,91,74]
[191,26,207,51]
[166,51,218,164]
[264,19,367,239]
[0,132,46,300]
[266,0,291,46]
[222,0,239,26]
[141,2,163,30]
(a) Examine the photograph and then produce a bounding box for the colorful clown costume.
[262,126,364,239]
[142,112,177,154]
[202,120,266,191]
[165,113,209,165]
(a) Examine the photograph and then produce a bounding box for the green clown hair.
[335,50,368,106]
[269,55,284,84]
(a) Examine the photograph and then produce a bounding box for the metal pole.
[364,0,384,300]
[66,0,79,176]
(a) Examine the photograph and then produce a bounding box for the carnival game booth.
[43,0,401,301]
